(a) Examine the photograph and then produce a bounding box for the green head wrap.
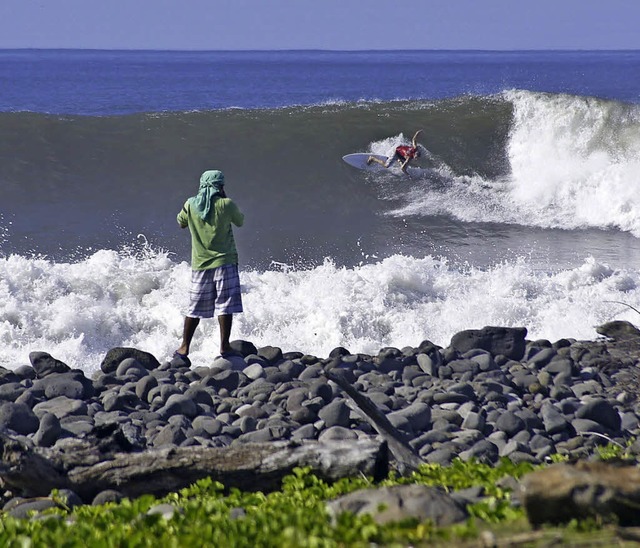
[190,170,225,220]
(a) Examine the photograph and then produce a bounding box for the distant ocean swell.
[3,90,640,261]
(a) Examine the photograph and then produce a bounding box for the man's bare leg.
[176,316,200,356]
[367,156,388,167]
[218,314,233,355]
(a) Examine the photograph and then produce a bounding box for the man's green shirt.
[177,197,244,270]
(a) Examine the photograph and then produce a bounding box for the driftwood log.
[0,433,388,501]
[324,368,424,474]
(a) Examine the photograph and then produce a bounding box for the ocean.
[2,49,640,374]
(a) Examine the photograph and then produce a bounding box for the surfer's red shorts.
[186,264,243,318]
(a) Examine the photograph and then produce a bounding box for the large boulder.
[521,462,640,527]
[101,348,161,374]
[449,326,527,360]
[327,484,467,526]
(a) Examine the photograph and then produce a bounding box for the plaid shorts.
[186,264,243,319]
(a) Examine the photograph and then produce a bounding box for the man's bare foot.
[366,156,374,165]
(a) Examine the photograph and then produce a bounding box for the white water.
[389,91,640,236]
[1,247,638,375]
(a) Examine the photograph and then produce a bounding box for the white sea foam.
[388,90,640,236]
[1,248,638,375]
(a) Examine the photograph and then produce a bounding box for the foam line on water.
[1,249,639,374]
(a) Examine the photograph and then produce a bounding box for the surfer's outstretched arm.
[412,129,423,148]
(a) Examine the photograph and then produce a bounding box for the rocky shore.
[2,321,640,519]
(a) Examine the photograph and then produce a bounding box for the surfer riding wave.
[367,129,423,174]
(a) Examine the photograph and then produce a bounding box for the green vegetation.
[0,447,636,547]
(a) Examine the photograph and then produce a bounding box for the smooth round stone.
[571,418,608,435]
[6,498,59,519]
[318,400,350,428]
[116,358,148,378]
[318,425,358,442]
[433,392,470,405]
[424,446,456,465]
[33,412,61,447]
[92,490,124,506]
[160,394,198,419]
[192,416,223,436]
[458,439,499,464]
[540,403,570,435]
[243,363,265,380]
[575,398,621,431]
[152,423,187,447]
[461,411,486,431]
[495,411,526,437]
[0,402,40,434]
[0,383,26,402]
[237,416,257,433]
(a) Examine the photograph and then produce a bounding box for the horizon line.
[1,47,639,53]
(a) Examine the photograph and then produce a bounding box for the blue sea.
[2,49,640,373]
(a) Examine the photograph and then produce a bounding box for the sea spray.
[1,248,638,373]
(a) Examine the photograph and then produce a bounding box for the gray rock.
[425,446,457,465]
[257,345,283,365]
[459,439,499,464]
[541,403,570,435]
[461,411,486,431]
[230,340,258,356]
[152,423,187,447]
[495,411,526,437]
[102,392,140,413]
[416,353,437,376]
[33,412,61,447]
[202,370,241,392]
[147,503,180,520]
[53,489,83,509]
[318,425,358,442]
[92,490,124,505]
[101,347,161,374]
[291,423,316,440]
[243,363,265,380]
[450,326,527,360]
[116,358,149,378]
[29,352,71,377]
[318,399,350,428]
[191,416,223,437]
[571,418,609,435]
[0,402,40,435]
[135,375,158,401]
[43,377,86,400]
[327,484,467,526]
[6,498,59,519]
[575,398,621,432]
[0,383,26,402]
[388,402,431,433]
[13,365,37,380]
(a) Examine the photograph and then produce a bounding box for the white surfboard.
[342,152,429,178]
[342,153,387,171]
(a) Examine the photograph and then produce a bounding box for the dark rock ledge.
[2,321,640,527]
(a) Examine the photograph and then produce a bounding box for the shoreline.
[1,322,640,504]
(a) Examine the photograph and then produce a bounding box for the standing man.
[175,169,244,360]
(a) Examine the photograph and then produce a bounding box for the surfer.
[367,129,423,174]
[174,169,245,361]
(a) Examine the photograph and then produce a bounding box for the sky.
[1,0,640,51]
